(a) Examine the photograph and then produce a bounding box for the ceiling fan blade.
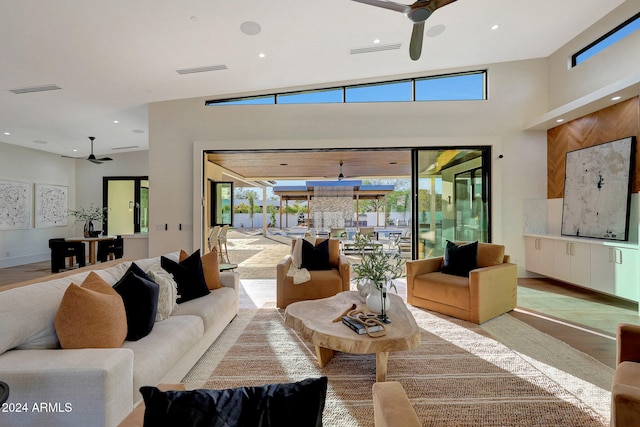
[89,159,103,164]
[97,157,113,161]
[409,21,425,60]
[351,0,409,14]
[433,0,458,9]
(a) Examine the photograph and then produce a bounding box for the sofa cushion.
[147,269,178,321]
[171,287,237,330]
[140,376,328,427]
[412,271,471,310]
[301,239,331,270]
[161,250,210,303]
[477,243,506,267]
[54,272,127,349]
[443,240,478,277]
[123,314,204,403]
[114,271,160,341]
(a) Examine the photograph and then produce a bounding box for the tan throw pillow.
[201,248,222,290]
[54,271,127,349]
[179,248,221,290]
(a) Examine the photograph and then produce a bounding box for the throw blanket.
[287,236,315,284]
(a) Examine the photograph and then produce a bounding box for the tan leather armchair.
[406,242,517,324]
[276,238,350,308]
[612,323,640,427]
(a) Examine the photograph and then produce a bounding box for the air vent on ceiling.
[111,145,139,150]
[176,65,228,75]
[350,43,402,55]
[9,84,61,94]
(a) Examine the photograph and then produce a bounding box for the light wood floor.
[1,258,635,369]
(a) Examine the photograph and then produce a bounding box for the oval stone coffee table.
[284,291,420,382]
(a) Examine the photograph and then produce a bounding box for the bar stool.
[97,236,124,262]
[49,238,86,273]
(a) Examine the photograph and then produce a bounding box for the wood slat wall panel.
[547,97,640,198]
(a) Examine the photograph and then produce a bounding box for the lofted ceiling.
[0,0,627,160]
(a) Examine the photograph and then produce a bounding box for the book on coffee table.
[342,315,384,335]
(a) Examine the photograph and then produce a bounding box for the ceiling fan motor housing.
[409,8,431,22]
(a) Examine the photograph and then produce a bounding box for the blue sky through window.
[573,13,640,66]
[207,70,486,106]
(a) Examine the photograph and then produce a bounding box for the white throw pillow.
[146,269,178,321]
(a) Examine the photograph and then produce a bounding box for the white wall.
[148,59,549,275]
[547,1,640,109]
[0,144,148,268]
[0,142,76,267]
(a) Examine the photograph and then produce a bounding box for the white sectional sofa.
[0,252,239,427]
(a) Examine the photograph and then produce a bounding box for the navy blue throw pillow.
[113,271,159,341]
[161,250,210,303]
[301,239,331,271]
[140,377,328,427]
[442,240,478,277]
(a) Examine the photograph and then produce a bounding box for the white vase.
[356,281,372,302]
[366,285,390,314]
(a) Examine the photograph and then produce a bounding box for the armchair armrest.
[406,257,443,305]
[617,323,640,364]
[276,255,293,308]
[469,262,517,324]
[338,254,351,292]
[612,383,640,427]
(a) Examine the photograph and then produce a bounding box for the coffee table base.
[315,345,389,382]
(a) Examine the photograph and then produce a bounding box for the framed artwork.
[561,136,635,241]
[0,180,32,230]
[35,184,68,228]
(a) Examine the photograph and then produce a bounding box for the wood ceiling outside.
[206,149,411,181]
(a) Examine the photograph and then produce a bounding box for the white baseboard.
[0,253,49,269]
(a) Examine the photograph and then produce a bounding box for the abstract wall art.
[35,184,68,228]
[561,136,635,241]
[0,180,32,230]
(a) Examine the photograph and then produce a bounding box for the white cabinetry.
[590,245,638,301]
[524,237,554,277]
[524,235,639,302]
[552,241,590,287]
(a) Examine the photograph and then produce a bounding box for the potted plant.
[351,233,405,318]
[67,204,107,237]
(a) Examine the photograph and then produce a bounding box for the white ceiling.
[0,0,626,158]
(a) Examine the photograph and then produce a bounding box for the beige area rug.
[183,302,613,427]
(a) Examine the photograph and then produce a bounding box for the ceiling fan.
[351,0,458,60]
[324,161,357,181]
[63,137,113,164]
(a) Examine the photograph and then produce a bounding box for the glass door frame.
[102,176,149,235]
[411,147,492,260]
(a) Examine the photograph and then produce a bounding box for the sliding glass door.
[103,177,149,235]
[413,148,490,259]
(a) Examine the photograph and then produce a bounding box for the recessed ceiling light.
[113,120,119,124]
[33,140,48,144]
[258,52,266,58]
[556,119,564,123]
[3,132,10,135]
[73,149,78,152]
[374,39,380,44]
[240,21,261,36]
[612,96,621,101]
[389,161,398,165]
[280,163,288,166]
[491,24,500,30]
